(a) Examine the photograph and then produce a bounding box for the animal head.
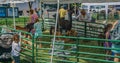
[66,30,78,37]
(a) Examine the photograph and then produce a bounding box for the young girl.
[11,34,21,63]
[25,9,38,33]
[104,24,113,60]
[33,18,42,48]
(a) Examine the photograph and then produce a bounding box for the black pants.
[25,23,34,32]
[68,14,72,30]
[60,17,65,21]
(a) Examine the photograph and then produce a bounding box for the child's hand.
[50,44,52,48]
[31,29,35,34]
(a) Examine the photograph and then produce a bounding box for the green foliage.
[0,17,28,26]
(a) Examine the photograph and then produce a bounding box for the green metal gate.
[1,26,120,63]
[35,35,120,63]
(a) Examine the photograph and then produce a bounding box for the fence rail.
[43,18,105,38]
[0,24,120,63]
[35,35,120,63]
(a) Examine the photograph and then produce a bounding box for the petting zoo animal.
[66,29,78,37]
[50,20,71,35]
[15,26,32,38]
[58,20,71,33]
[15,26,27,32]
[64,29,78,43]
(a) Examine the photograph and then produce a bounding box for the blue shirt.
[34,22,42,38]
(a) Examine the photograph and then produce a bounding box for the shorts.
[12,56,20,63]
[104,42,112,48]
[112,44,120,54]
[34,33,42,39]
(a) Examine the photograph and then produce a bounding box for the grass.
[0,17,29,27]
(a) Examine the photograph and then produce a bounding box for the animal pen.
[0,26,120,63]
[0,0,120,63]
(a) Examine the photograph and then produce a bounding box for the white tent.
[41,0,120,4]
[0,0,35,29]
[0,0,35,4]
[40,0,120,19]
[41,0,80,4]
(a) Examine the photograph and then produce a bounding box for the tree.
[28,0,38,10]
[28,1,33,10]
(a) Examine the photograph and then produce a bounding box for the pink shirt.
[30,13,38,23]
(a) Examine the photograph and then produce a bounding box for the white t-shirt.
[11,41,21,56]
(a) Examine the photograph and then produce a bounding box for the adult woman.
[25,9,38,32]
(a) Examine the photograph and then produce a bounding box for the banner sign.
[0,7,19,18]
[0,0,35,3]
[7,7,19,18]
[0,7,7,18]
[0,33,13,62]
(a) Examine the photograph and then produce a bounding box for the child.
[33,18,42,48]
[11,34,21,63]
[104,24,113,60]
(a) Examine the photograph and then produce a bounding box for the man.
[58,6,67,33]
[59,6,67,21]
[68,5,74,30]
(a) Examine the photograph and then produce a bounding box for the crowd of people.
[58,6,99,22]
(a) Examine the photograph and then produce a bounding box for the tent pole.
[12,2,16,30]
[68,3,70,10]
[39,0,42,18]
[88,5,90,14]
[105,4,108,23]
[50,0,60,63]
